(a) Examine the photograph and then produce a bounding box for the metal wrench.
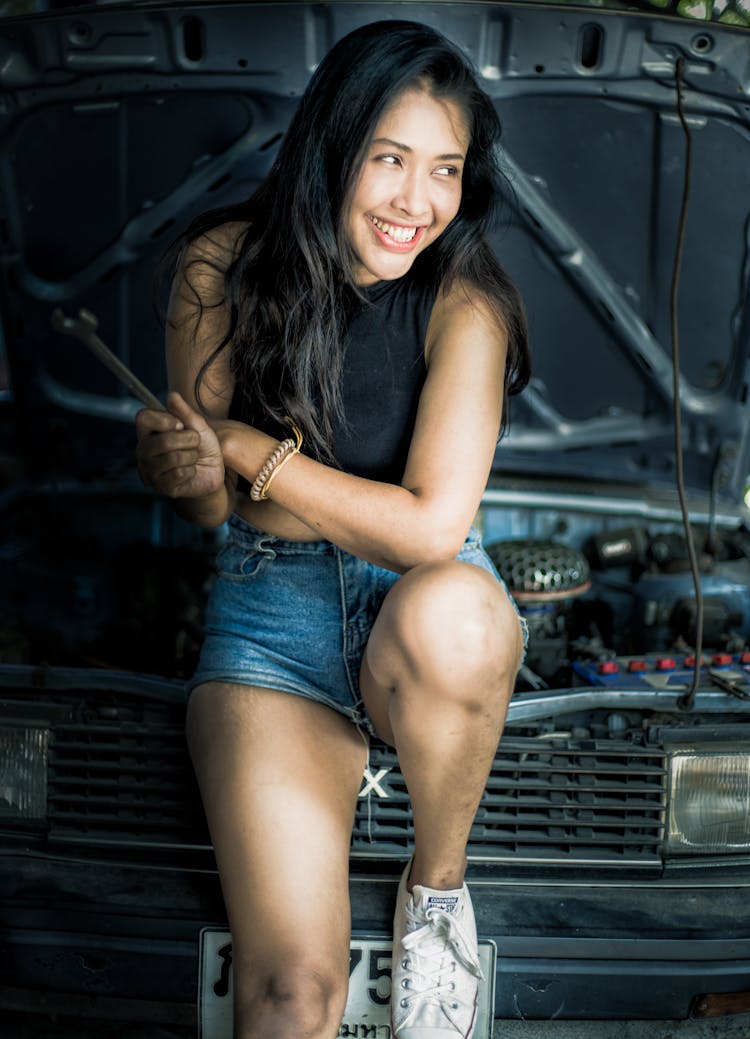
[708,668,750,701]
[50,307,163,411]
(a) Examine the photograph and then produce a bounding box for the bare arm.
[135,228,242,528]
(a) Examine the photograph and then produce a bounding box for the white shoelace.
[397,904,483,1032]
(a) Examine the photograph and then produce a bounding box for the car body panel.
[1,0,750,1027]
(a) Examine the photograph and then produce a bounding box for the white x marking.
[359,766,391,798]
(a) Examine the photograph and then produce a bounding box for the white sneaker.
[391,860,483,1039]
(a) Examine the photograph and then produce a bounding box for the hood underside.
[0,0,748,508]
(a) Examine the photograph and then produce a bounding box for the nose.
[393,169,429,219]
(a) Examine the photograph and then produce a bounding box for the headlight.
[0,725,48,822]
[667,747,750,853]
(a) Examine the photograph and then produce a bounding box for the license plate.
[198,928,496,1038]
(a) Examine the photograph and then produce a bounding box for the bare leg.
[186,683,368,1039]
[360,560,523,890]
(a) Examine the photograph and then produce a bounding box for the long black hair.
[169,19,530,461]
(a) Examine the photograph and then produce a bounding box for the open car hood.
[0,0,748,514]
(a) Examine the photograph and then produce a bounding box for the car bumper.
[3,852,750,1024]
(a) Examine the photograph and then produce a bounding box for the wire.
[731,212,750,345]
[671,59,704,711]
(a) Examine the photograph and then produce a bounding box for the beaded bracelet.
[249,423,303,502]
[260,445,296,500]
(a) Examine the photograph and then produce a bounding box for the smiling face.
[344,86,470,286]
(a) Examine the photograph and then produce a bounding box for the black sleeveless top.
[233,270,437,486]
[331,273,436,483]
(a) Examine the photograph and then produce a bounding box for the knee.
[388,561,522,698]
[234,962,347,1039]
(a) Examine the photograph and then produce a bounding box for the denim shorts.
[188,512,527,734]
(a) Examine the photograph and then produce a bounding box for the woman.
[135,19,530,1039]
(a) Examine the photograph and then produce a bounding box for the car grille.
[44,694,667,866]
[354,737,667,865]
[48,715,209,849]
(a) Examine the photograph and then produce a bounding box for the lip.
[367,215,426,253]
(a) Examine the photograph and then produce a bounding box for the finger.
[136,430,200,462]
[161,464,221,499]
[166,390,210,433]
[135,406,185,436]
[138,459,198,495]
[166,467,205,498]
[136,436,198,470]
[146,451,202,477]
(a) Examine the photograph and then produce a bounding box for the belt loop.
[256,534,277,560]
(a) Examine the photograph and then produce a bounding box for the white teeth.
[370,215,417,243]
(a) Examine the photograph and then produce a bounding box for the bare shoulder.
[176,220,250,307]
[425,277,508,366]
[184,220,249,267]
[165,221,250,408]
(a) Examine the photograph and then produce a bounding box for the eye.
[377,154,402,167]
[435,165,460,177]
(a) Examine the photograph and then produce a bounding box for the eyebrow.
[371,137,466,162]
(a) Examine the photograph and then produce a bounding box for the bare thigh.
[185,682,369,1032]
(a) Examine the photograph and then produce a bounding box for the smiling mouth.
[368,214,419,244]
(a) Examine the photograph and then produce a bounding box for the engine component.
[486,538,591,603]
[584,526,648,570]
[631,564,750,652]
[486,539,591,682]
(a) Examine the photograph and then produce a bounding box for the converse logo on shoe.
[426,894,460,913]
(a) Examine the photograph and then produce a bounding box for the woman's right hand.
[135,390,225,500]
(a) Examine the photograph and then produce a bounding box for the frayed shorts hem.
[186,668,378,739]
